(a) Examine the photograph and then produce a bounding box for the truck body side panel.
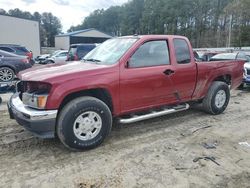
[192,60,244,100]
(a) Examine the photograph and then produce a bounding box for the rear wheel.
[202,81,230,115]
[0,67,15,82]
[57,96,112,150]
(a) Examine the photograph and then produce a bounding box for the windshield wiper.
[83,58,101,63]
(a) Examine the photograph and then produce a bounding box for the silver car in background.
[43,50,68,64]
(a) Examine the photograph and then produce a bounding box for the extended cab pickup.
[8,35,244,150]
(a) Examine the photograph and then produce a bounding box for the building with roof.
[0,15,40,57]
[55,28,112,50]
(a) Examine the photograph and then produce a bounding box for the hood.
[18,61,110,82]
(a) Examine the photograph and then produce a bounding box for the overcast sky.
[0,0,129,32]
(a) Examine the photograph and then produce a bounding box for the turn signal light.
[37,95,48,109]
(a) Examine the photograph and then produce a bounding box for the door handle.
[163,69,175,75]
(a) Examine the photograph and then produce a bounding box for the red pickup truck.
[8,35,244,150]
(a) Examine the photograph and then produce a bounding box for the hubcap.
[73,111,102,141]
[0,68,13,82]
[215,90,226,108]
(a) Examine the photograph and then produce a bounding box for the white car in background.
[43,50,68,64]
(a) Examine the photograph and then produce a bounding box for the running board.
[118,103,189,124]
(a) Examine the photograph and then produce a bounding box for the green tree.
[67,0,250,47]
[41,13,62,46]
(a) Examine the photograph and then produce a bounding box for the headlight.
[22,82,51,109]
[22,93,48,109]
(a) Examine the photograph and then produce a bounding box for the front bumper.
[8,93,58,138]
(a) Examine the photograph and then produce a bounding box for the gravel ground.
[0,89,250,188]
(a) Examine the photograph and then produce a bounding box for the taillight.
[25,52,33,59]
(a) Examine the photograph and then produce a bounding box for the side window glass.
[129,40,170,68]
[0,47,14,53]
[173,39,191,64]
[58,52,67,57]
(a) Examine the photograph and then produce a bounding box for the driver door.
[119,40,177,113]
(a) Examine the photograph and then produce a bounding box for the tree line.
[68,0,250,48]
[0,8,62,47]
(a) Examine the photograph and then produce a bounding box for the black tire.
[0,67,15,82]
[57,96,112,150]
[202,81,230,115]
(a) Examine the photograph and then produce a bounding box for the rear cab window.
[173,39,191,64]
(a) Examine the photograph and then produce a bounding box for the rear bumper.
[8,93,57,138]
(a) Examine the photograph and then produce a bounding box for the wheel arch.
[0,65,16,73]
[192,74,232,101]
[58,88,114,114]
[213,74,231,85]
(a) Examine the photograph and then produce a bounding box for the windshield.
[83,38,138,65]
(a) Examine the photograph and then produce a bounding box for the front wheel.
[202,81,230,115]
[57,96,112,150]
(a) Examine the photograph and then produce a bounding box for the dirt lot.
[0,89,250,188]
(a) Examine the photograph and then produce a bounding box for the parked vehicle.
[0,44,34,64]
[243,61,250,86]
[8,35,244,150]
[210,52,249,62]
[199,51,220,61]
[35,54,50,64]
[42,50,68,64]
[67,44,97,61]
[0,50,32,82]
